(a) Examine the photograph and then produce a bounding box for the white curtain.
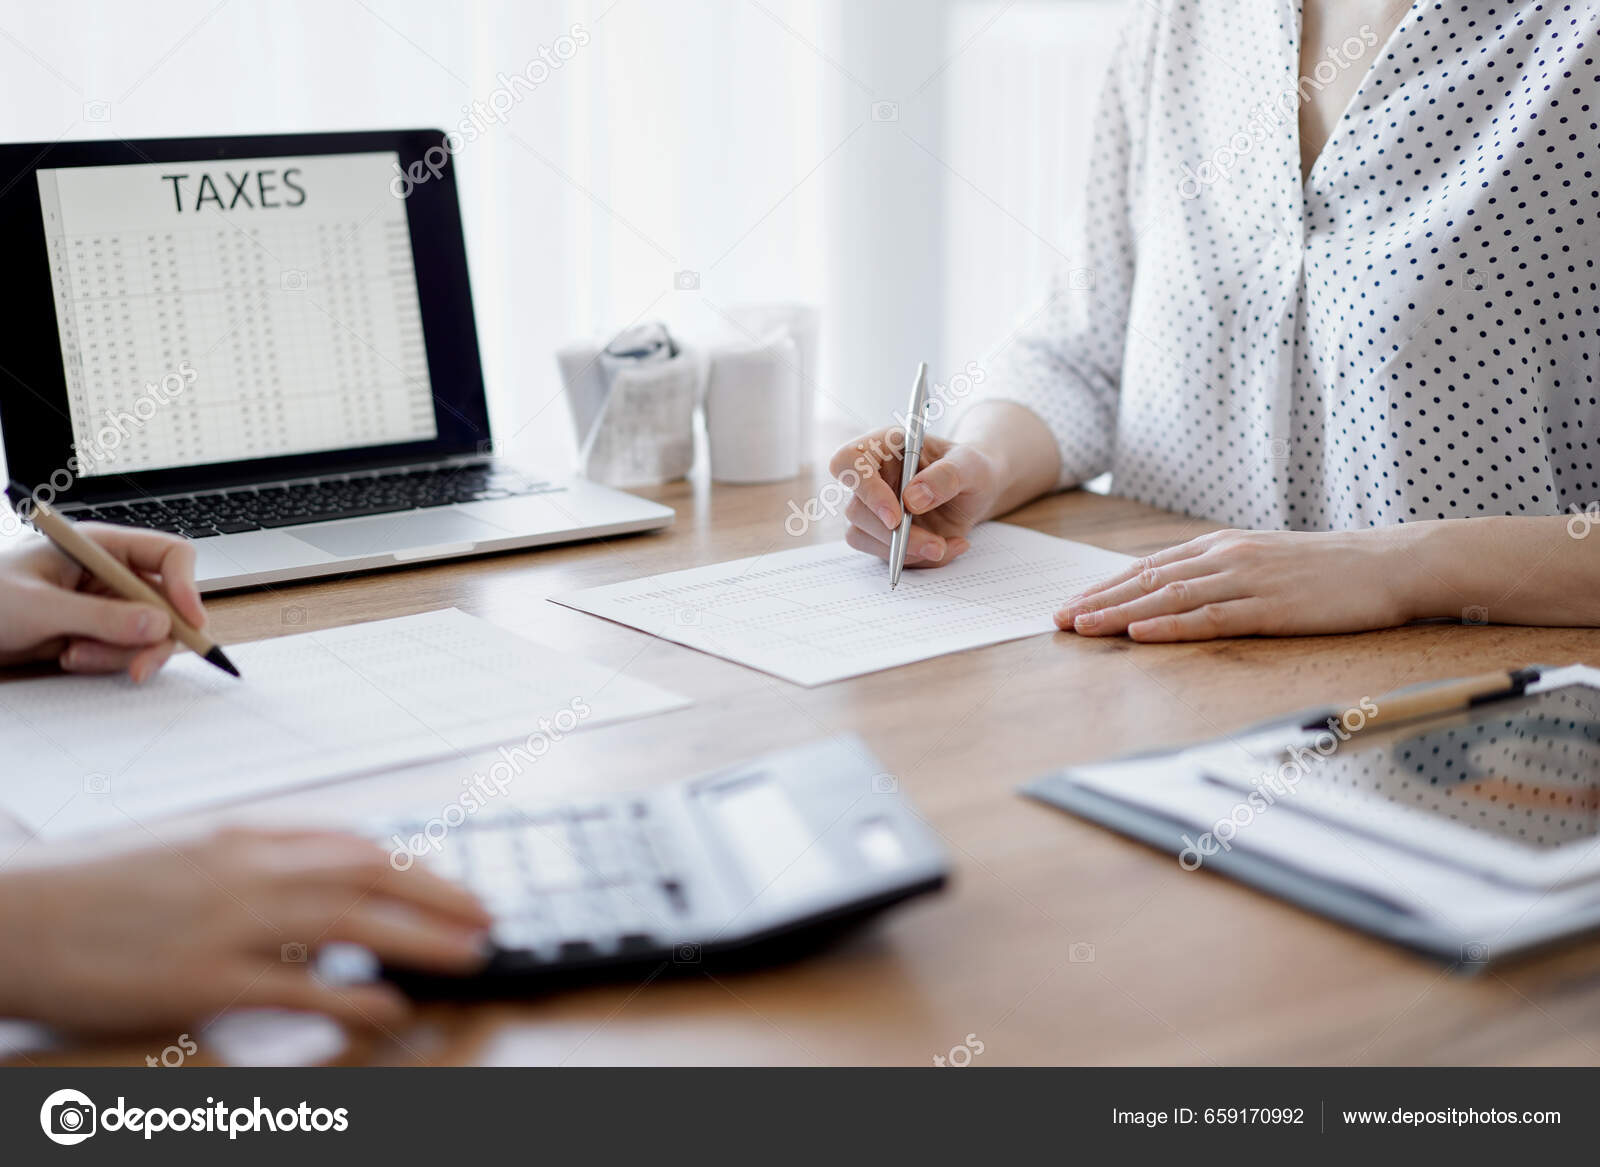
[0,0,1124,472]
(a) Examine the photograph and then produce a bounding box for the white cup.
[704,332,800,484]
[720,304,819,465]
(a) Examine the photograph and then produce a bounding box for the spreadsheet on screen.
[35,151,437,475]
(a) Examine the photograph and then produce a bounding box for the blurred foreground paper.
[0,608,690,838]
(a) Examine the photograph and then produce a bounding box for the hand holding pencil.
[1,490,231,681]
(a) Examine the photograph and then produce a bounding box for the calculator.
[372,736,948,991]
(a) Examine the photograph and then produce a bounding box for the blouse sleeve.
[961,15,1148,490]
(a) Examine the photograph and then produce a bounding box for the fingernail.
[136,610,154,637]
[1074,610,1101,630]
[918,535,947,561]
[875,504,899,529]
[903,484,933,511]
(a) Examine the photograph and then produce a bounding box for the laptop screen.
[34,151,439,478]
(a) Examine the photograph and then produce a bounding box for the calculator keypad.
[413,803,691,963]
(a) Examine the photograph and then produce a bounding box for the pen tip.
[205,646,241,678]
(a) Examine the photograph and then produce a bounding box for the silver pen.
[889,361,930,590]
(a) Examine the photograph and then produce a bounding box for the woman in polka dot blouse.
[832,0,1600,641]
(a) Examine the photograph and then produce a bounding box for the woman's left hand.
[1056,528,1413,642]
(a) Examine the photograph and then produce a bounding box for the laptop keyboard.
[400,802,693,962]
[64,464,560,539]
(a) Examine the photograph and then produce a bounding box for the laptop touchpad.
[288,509,504,558]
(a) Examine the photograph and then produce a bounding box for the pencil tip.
[205,646,241,678]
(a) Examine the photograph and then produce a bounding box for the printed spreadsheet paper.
[0,608,690,839]
[551,523,1134,686]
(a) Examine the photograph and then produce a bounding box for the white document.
[551,522,1134,686]
[0,608,690,838]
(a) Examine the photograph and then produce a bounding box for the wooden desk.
[10,472,1600,1066]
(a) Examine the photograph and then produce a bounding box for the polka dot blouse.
[974,0,1600,529]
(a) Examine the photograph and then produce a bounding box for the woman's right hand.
[0,827,491,1036]
[829,428,1006,569]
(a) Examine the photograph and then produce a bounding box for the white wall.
[0,0,1127,471]
[940,0,1127,389]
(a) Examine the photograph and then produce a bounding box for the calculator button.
[543,890,588,937]
[659,879,689,915]
[578,827,633,884]
[521,823,584,889]
[490,920,534,950]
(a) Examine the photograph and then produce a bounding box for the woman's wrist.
[1377,517,1563,625]
[951,401,1061,520]
[962,438,1015,524]
[1371,521,1464,624]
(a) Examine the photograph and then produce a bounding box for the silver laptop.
[0,129,672,591]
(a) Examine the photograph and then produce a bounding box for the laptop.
[0,130,673,591]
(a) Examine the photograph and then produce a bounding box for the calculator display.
[704,777,838,905]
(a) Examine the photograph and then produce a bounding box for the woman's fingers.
[858,471,904,532]
[1054,555,1225,629]
[1057,536,1223,617]
[1126,599,1270,643]
[844,525,969,566]
[78,524,206,629]
[271,835,492,930]
[902,445,979,517]
[1067,571,1240,636]
[829,434,905,530]
[58,640,148,676]
[126,641,178,683]
[347,859,493,931]
[846,525,899,562]
[841,497,960,561]
[58,636,177,681]
[39,589,172,648]
[235,966,413,1031]
[314,900,488,974]
[843,496,894,544]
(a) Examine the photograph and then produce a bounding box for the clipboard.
[1021,664,1600,964]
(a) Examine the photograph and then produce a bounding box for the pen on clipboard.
[888,361,930,591]
[1299,666,1540,735]
[12,484,241,678]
